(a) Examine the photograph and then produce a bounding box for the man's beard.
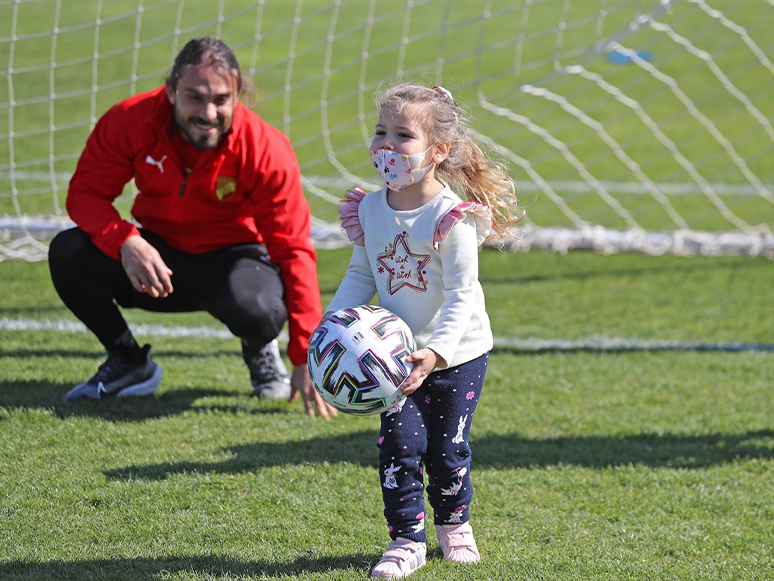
[174,108,226,151]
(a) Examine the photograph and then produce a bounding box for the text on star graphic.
[376,232,431,295]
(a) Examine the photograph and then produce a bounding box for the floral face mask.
[370,145,434,191]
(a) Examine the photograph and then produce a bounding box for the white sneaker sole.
[116,365,163,397]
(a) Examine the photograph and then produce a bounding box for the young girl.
[324,83,521,578]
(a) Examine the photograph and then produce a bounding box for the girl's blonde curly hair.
[374,83,524,239]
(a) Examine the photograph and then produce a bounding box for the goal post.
[1,0,773,261]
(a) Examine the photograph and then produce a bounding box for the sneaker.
[371,537,427,579]
[242,338,291,399]
[435,522,481,564]
[64,345,162,401]
[371,537,426,579]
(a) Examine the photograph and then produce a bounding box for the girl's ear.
[433,140,451,164]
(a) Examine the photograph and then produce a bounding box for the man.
[48,37,335,418]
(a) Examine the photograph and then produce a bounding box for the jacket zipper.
[178,179,187,197]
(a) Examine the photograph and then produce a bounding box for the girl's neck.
[386,176,445,211]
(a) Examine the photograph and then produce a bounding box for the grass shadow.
[104,428,774,482]
[0,379,288,423]
[104,430,380,480]
[474,429,774,469]
[0,552,376,580]
[0,343,294,422]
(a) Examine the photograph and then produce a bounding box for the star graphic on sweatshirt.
[377,232,431,295]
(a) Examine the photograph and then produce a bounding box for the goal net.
[1,0,773,261]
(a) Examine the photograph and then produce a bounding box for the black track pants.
[48,228,287,350]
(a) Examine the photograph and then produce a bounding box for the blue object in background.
[606,49,655,64]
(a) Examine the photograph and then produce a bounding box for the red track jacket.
[67,87,321,365]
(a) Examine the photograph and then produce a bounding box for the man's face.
[166,63,239,150]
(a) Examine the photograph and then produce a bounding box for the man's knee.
[215,295,287,343]
[48,228,93,276]
[209,254,288,342]
[228,312,287,344]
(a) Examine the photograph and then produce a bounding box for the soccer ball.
[307,305,415,415]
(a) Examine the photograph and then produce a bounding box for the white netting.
[1,0,773,261]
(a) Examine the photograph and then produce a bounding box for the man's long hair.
[166,37,242,94]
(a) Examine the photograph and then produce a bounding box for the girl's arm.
[325,244,378,314]
[424,214,481,366]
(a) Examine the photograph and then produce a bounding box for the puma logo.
[145,155,167,174]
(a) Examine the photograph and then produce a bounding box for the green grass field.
[2,1,774,579]
[2,248,774,580]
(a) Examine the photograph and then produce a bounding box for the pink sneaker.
[435,522,481,563]
[371,537,427,579]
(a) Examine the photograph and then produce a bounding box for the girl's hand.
[401,348,446,395]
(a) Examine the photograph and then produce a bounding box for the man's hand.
[401,348,446,395]
[289,364,338,419]
[120,235,174,298]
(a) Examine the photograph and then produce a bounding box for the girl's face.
[370,104,433,159]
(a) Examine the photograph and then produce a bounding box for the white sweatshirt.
[325,185,493,369]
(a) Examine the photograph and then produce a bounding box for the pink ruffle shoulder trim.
[338,186,369,246]
[433,201,492,250]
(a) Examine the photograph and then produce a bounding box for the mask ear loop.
[414,143,439,182]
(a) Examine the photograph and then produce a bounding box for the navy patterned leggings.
[377,352,489,543]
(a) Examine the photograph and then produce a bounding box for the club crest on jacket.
[216,176,237,200]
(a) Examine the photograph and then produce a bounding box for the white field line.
[0,317,245,341]
[492,335,774,353]
[2,317,772,353]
